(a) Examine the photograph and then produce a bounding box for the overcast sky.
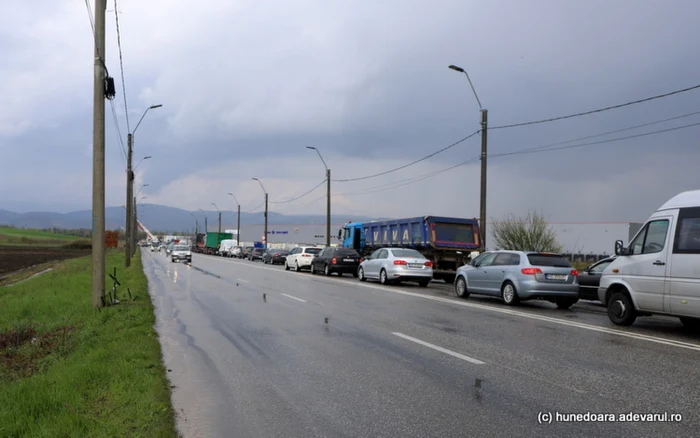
[1,0,699,223]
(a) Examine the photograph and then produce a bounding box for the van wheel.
[607,292,637,326]
[502,282,519,306]
[680,317,700,330]
[455,276,470,298]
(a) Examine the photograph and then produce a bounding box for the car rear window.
[527,254,572,267]
[305,248,321,254]
[335,249,359,257]
[390,249,424,258]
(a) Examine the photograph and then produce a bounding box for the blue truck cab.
[338,216,481,283]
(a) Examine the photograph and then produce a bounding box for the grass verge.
[0,250,178,438]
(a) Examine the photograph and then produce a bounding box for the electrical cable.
[332,130,480,182]
[83,0,110,76]
[269,179,327,204]
[492,84,700,130]
[246,200,266,213]
[113,0,131,133]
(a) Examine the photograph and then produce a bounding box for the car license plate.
[546,274,566,280]
[343,258,354,262]
[408,263,423,268]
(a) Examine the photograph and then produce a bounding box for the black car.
[248,248,265,261]
[311,247,361,276]
[262,248,289,265]
[578,257,616,301]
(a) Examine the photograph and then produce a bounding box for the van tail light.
[570,269,579,277]
[424,261,433,267]
[521,268,543,275]
[331,257,337,265]
[394,260,407,265]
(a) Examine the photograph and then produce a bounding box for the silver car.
[171,245,192,263]
[357,248,433,287]
[454,250,580,308]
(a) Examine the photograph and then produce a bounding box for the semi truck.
[339,216,481,283]
[194,232,233,254]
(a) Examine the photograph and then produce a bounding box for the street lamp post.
[211,202,222,233]
[189,212,199,235]
[252,178,268,248]
[132,183,149,253]
[449,64,487,250]
[125,104,162,267]
[228,193,241,246]
[306,146,331,247]
[199,209,208,234]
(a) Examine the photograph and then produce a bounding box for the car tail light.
[393,260,407,265]
[570,269,579,277]
[331,257,337,265]
[521,268,543,275]
[302,254,312,257]
[359,258,364,263]
[424,261,433,267]
[274,253,280,257]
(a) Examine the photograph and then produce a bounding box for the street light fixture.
[211,202,222,233]
[252,178,268,248]
[126,103,162,267]
[449,64,487,251]
[306,146,331,247]
[134,156,151,170]
[228,193,241,246]
[136,183,149,198]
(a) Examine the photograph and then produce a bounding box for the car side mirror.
[614,240,627,256]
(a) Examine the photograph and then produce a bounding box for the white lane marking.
[236,278,250,283]
[196,255,700,352]
[281,293,307,303]
[392,332,485,365]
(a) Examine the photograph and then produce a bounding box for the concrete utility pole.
[199,209,208,233]
[306,146,331,247]
[252,178,268,248]
[92,0,107,308]
[132,196,137,256]
[211,203,221,233]
[449,64,487,250]
[189,212,199,235]
[228,193,241,245]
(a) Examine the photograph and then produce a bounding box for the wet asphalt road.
[144,250,700,438]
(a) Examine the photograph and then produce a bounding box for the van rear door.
[668,207,700,317]
[622,217,671,313]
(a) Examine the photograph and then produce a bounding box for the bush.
[62,240,92,249]
[491,211,563,253]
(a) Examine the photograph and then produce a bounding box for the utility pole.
[132,196,137,256]
[264,193,268,248]
[449,64,487,250]
[480,109,488,250]
[326,168,331,247]
[211,203,221,233]
[228,193,241,246]
[125,134,133,267]
[91,0,107,308]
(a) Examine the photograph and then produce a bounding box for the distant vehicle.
[150,244,157,252]
[194,232,233,255]
[578,256,616,301]
[454,251,580,308]
[165,243,174,255]
[240,246,254,259]
[599,189,700,328]
[285,246,322,272]
[311,247,361,276]
[357,247,433,287]
[231,246,243,258]
[171,245,191,263]
[339,216,481,284]
[219,239,237,257]
[262,248,289,265]
[248,248,265,261]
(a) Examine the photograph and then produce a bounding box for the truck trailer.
[339,216,481,283]
[194,232,233,254]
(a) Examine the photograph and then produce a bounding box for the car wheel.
[379,269,389,285]
[358,267,366,282]
[501,281,519,306]
[294,262,300,272]
[284,261,290,271]
[324,264,331,276]
[418,280,429,288]
[455,276,469,298]
[311,263,317,275]
[607,291,637,326]
[554,298,579,309]
[680,317,700,330]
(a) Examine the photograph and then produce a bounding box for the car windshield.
[527,254,572,268]
[305,248,321,254]
[390,249,424,258]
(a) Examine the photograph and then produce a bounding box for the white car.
[171,245,192,263]
[284,246,322,272]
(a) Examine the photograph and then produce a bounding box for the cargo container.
[339,216,481,283]
[202,232,233,254]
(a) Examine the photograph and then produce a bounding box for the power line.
[109,99,127,170]
[332,130,480,183]
[83,0,109,76]
[491,84,700,130]
[113,0,131,133]
[269,179,326,204]
[246,200,266,213]
[491,120,700,158]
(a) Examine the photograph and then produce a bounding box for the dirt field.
[0,247,91,278]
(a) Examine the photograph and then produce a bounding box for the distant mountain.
[0,204,388,233]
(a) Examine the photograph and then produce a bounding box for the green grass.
[0,250,178,438]
[0,227,82,247]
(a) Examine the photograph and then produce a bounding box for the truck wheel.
[501,281,519,306]
[379,269,389,285]
[455,276,470,298]
[607,291,637,326]
[358,267,366,282]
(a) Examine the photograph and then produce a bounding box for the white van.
[219,239,237,257]
[598,190,700,329]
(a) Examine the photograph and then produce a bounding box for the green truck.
[195,232,233,254]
